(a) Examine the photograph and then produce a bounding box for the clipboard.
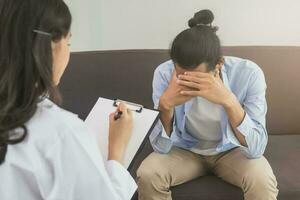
[85,97,159,170]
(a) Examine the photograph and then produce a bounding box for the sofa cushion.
[171,176,243,200]
[265,135,300,199]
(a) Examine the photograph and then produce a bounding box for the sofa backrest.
[59,47,300,135]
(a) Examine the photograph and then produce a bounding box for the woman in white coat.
[0,0,137,199]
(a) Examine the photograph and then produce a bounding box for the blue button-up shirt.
[149,56,268,159]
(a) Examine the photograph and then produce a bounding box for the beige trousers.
[137,147,278,200]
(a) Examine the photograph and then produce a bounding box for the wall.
[66,0,300,51]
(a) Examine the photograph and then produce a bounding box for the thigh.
[137,147,209,187]
[211,148,276,188]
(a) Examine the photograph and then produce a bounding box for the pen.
[114,111,123,120]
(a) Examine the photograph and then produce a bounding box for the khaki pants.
[137,147,278,200]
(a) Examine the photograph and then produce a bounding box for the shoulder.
[224,56,264,77]
[224,56,267,97]
[153,60,174,83]
[154,60,174,77]
[155,60,174,71]
[25,98,86,153]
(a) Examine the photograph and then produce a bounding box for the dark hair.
[170,9,222,71]
[0,0,72,164]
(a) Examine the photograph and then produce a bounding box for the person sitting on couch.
[137,9,278,200]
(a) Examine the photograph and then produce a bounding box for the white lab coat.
[0,98,137,200]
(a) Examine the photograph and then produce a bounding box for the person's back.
[0,0,136,199]
[1,99,97,199]
[1,98,137,199]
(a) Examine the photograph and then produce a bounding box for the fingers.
[126,108,133,118]
[109,112,115,122]
[117,102,132,118]
[109,102,127,122]
[118,102,127,112]
[178,74,211,84]
[176,79,199,90]
[184,71,212,78]
[177,79,209,90]
[180,90,203,97]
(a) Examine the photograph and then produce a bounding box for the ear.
[213,63,221,79]
[216,57,225,69]
[213,58,224,75]
[51,41,56,51]
[51,39,63,52]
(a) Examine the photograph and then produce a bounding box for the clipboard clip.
[113,99,143,113]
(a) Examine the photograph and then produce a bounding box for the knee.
[136,158,170,188]
[243,163,278,197]
[136,162,152,183]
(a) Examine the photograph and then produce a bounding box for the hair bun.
[188,9,215,28]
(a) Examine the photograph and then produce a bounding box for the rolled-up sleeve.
[233,68,268,158]
[149,64,174,154]
[149,120,173,154]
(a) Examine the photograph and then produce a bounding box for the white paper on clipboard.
[85,97,159,169]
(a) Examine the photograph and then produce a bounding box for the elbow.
[150,135,173,154]
[151,140,172,154]
[245,130,268,159]
[149,122,173,154]
[246,151,264,159]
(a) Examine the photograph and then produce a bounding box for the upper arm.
[152,63,172,108]
[243,68,267,122]
[236,67,268,158]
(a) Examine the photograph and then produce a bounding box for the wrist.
[223,92,238,109]
[159,96,173,111]
[108,143,126,164]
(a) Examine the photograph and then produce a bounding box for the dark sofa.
[59,47,300,200]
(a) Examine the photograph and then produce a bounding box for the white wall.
[65,0,104,51]
[67,0,300,52]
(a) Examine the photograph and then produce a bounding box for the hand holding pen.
[108,102,133,164]
[114,110,123,120]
